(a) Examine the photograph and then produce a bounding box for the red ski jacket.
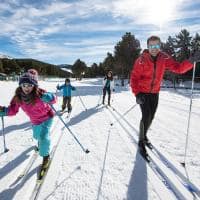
[130,50,193,95]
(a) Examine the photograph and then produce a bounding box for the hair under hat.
[19,69,38,86]
[65,78,70,83]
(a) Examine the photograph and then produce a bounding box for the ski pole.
[97,93,102,106]
[76,91,87,111]
[97,86,105,106]
[181,61,197,167]
[55,88,58,96]
[110,104,137,126]
[1,116,9,153]
[50,105,90,154]
[79,95,87,111]
[111,89,115,103]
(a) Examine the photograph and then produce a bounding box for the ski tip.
[142,155,150,163]
[146,157,150,163]
[18,174,24,178]
[77,166,81,170]
[85,149,90,154]
[186,185,197,193]
[4,148,9,153]
[36,179,42,185]
[140,150,150,162]
[180,162,186,167]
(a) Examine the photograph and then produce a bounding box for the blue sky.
[0,0,200,66]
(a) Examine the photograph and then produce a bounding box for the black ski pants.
[139,93,159,141]
[62,96,72,112]
[102,87,111,104]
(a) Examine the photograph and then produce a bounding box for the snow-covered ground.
[0,78,200,200]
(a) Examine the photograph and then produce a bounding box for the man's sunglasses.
[21,83,34,88]
[148,44,160,49]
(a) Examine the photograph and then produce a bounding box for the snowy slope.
[0,54,13,59]
[0,79,200,200]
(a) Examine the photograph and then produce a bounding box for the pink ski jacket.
[7,95,56,125]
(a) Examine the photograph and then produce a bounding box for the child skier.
[102,70,114,106]
[56,78,76,113]
[0,69,56,174]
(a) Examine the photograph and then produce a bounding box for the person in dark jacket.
[130,35,199,158]
[57,78,76,113]
[102,71,114,106]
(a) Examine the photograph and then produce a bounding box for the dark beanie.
[65,78,70,83]
[19,69,38,86]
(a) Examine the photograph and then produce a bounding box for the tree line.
[1,29,199,83]
[0,58,71,77]
[72,29,200,84]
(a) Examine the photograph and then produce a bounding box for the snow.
[0,54,13,59]
[60,68,73,74]
[0,78,200,200]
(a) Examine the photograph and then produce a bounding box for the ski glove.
[71,86,76,91]
[0,106,8,116]
[41,92,55,103]
[56,84,60,90]
[136,93,145,105]
[189,51,200,63]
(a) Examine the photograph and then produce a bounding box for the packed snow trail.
[0,79,200,200]
[105,106,193,199]
[108,104,200,199]
[37,101,166,199]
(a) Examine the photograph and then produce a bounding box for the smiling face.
[65,81,70,85]
[148,39,161,57]
[21,83,34,94]
[107,71,112,77]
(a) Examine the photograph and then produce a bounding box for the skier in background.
[56,78,76,113]
[102,70,115,106]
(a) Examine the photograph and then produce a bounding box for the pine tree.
[191,33,200,53]
[102,52,115,72]
[0,60,4,73]
[72,59,87,80]
[175,29,192,61]
[114,32,141,85]
[161,36,176,58]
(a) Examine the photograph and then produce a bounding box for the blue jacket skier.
[57,78,76,112]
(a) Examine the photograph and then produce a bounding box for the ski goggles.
[148,44,161,49]
[20,83,34,88]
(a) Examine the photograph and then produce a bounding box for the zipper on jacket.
[150,59,157,92]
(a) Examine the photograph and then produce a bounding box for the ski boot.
[144,137,153,149]
[38,155,50,180]
[138,141,150,162]
[68,105,72,113]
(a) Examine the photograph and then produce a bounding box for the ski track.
[0,79,200,200]
[103,107,175,200]
[115,89,200,188]
[39,102,160,200]
[105,106,200,199]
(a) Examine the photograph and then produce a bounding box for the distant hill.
[57,64,72,69]
[0,54,13,59]
[0,55,71,77]
[57,64,73,74]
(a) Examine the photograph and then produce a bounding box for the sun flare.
[144,0,175,27]
[113,0,179,28]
